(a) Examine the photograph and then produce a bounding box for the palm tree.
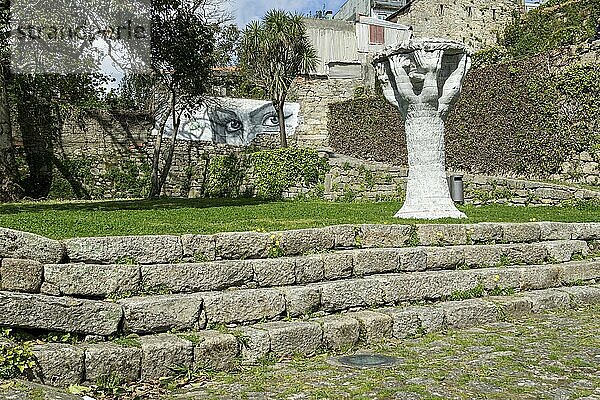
[240,10,317,148]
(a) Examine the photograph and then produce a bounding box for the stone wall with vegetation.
[329,45,600,187]
[12,109,288,201]
[316,153,600,206]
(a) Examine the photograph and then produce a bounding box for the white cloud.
[227,0,347,27]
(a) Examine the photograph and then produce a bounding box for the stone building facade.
[388,0,523,50]
[335,0,410,21]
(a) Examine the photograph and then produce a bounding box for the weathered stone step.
[57,222,600,264]
[0,292,122,336]
[3,259,598,337]
[32,330,239,388]
[37,240,589,298]
[29,284,600,388]
[196,259,600,327]
[0,227,64,264]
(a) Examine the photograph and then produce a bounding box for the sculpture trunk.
[373,38,471,220]
[397,107,463,219]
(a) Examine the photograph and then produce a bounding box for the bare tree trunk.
[158,100,182,192]
[0,69,22,202]
[149,105,170,199]
[149,89,181,199]
[275,98,287,148]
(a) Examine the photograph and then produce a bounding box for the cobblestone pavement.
[171,305,600,400]
[2,305,599,400]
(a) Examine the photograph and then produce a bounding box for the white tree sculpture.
[374,38,471,219]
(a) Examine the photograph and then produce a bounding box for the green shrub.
[471,46,509,69]
[249,147,329,199]
[105,160,150,198]
[0,329,36,379]
[204,154,246,198]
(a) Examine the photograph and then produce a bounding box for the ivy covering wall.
[501,0,600,59]
[205,147,330,200]
[329,51,600,179]
[329,0,600,180]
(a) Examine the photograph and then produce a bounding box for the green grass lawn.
[0,198,599,239]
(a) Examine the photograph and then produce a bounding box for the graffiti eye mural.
[155,97,300,146]
[225,119,244,133]
[209,108,244,144]
[262,114,279,127]
[261,111,294,129]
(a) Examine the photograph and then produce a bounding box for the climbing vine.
[329,56,600,179]
[501,0,600,59]
[204,147,330,200]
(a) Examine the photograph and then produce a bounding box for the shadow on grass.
[0,197,279,215]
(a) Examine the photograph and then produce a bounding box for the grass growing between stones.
[163,305,600,400]
[2,305,599,399]
[0,198,600,239]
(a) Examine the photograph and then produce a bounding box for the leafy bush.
[204,154,246,198]
[203,148,329,200]
[249,147,329,199]
[106,160,151,198]
[0,329,36,379]
[471,46,509,69]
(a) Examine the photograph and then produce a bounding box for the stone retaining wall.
[550,150,600,186]
[314,153,600,205]
[7,284,600,387]
[53,110,270,199]
[2,222,600,388]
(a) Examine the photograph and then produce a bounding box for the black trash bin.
[447,175,465,204]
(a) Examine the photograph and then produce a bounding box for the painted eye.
[225,120,243,132]
[262,114,279,127]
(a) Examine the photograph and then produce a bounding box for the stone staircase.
[1,222,600,388]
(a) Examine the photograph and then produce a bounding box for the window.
[492,9,497,20]
[369,25,385,44]
[466,6,472,17]
[439,4,445,16]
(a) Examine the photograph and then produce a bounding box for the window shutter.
[369,25,385,44]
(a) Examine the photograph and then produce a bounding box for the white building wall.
[356,17,412,53]
[304,18,360,76]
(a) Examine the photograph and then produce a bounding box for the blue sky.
[227,0,348,27]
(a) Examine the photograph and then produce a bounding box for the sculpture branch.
[388,54,418,104]
[375,62,399,109]
[438,53,471,118]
